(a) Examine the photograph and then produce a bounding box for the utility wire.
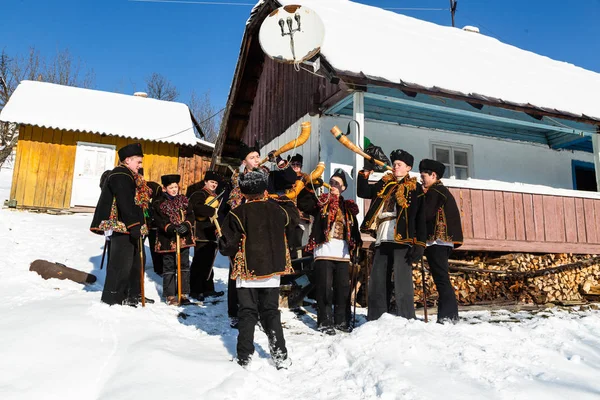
[129,0,255,5]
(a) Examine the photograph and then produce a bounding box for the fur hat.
[161,174,181,187]
[118,143,143,161]
[204,170,222,183]
[238,140,261,161]
[390,149,414,168]
[239,169,268,195]
[290,154,303,164]
[331,168,348,188]
[419,159,446,178]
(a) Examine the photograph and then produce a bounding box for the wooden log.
[30,260,97,285]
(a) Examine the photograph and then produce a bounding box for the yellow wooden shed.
[0,81,213,210]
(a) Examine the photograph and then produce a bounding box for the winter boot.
[275,357,292,370]
[204,290,225,298]
[237,356,251,368]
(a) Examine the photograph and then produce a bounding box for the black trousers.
[101,233,141,305]
[148,229,163,275]
[162,248,190,298]
[367,243,415,321]
[190,241,217,295]
[228,257,239,318]
[425,245,459,321]
[314,259,350,328]
[236,287,287,362]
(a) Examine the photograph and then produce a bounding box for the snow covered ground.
[1,167,600,400]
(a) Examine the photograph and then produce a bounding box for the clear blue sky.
[2,0,599,109]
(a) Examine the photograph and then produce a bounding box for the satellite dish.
[258,5,325,64]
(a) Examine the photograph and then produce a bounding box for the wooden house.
[0,80,213,210]
[213,0,600,254]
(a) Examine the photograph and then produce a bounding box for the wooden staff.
[421,258,428,322]
[176,232,182,305]
[330,126,392,171]
[139,237,146,307]
[260,121,311,165]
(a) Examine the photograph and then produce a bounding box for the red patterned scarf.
[159,195,189,225]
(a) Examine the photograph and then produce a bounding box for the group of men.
[90,139,463,368]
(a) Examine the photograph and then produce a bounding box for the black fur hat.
[290,154,303,164]
[204,170,222,183]
[239,169,268,195]
[118,143,143,161]
[331,168,348,188]
[161,174,181,187]
[238,140,261,161]
[390,149,414,168]
[419,159,446,178]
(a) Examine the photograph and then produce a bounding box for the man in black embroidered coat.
[90,143,147,306]
[146,179,163,275]
[357,149,427,321]
[153,174,196,306]
[220,141,296,327]
[188,170,225,300]
[419,159,463,322]
[218,169,299,369]
[297,169,362,334]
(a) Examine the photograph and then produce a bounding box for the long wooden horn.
[269,161,326,200]
[260,121,311,165]
[330,126,392,171]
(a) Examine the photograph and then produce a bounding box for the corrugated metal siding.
[243,57,339,147]
[259,114,321,174]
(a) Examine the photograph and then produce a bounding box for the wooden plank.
[574,197,587,243]
[555,196,566,243]
[459,238,600,255]
[482,190,498,239]
[584,199,598,243]
[494,191,506,240]
[543,196,559,242]
[45,129,63,208]
[522,193,536,241]
[503,192,516,240]
[57,130,76,208]
[532,194,545,242]
[470,189,485,239]
[512,193,526,241]
[10,126,28,202]
[22,126,43,207]
[595,200,600,244]
[33,128,54,207]
[563,197,578,243]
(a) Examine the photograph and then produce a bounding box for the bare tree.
[0,47,95,167]
[145,72,178,101]
[188,89,223,143]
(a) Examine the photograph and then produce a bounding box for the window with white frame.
[430,142,473,179]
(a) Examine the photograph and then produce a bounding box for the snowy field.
[1,167,600,400]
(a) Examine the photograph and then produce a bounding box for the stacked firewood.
[412,253,600,306]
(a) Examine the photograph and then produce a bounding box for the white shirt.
[375,211,398,246]
[427,239,454,248]
[314,238,350,261]
[236,275,281,289]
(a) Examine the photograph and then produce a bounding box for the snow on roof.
[197,137,215,150]
[0,81,199,146]
[274,0,600,121]
[369,171,600,200]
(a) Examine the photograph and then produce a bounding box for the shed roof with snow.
[0,80,201,146]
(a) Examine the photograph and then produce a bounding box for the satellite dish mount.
[278,13,302,61]
[259,5,325,70]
